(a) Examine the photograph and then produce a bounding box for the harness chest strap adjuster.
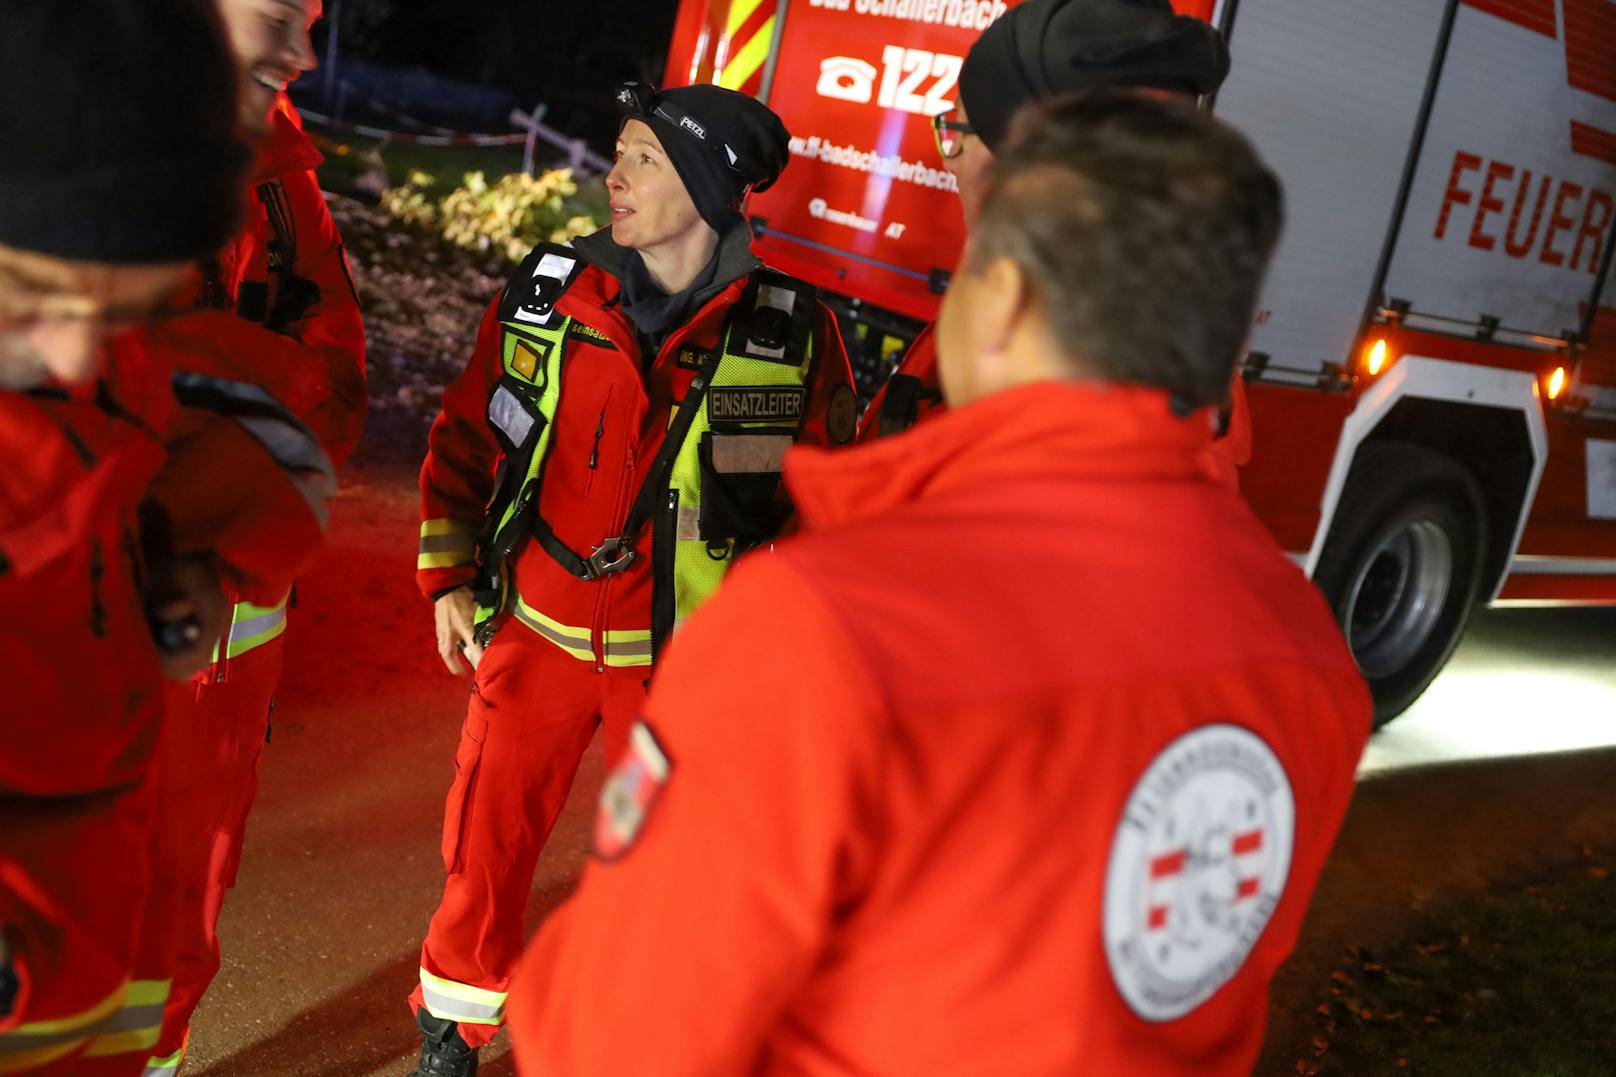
[584,536,636,579]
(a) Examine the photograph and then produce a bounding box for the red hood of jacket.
[786,379,1215,529]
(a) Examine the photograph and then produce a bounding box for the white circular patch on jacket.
[1103,723,1295,1022]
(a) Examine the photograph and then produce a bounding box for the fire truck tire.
[1314,441,1487,728]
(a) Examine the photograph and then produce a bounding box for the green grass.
[1283,852,1616,1076]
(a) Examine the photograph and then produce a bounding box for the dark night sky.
[314,0,683,138]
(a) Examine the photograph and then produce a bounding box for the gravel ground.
[332,195,507,467]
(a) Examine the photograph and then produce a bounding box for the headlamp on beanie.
[613,81,791,232]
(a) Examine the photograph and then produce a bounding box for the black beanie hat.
[958,0,1231,152]
[615,82,791,234]
[0,0,251,264]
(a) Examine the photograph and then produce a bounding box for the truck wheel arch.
[1302,355,1547,604]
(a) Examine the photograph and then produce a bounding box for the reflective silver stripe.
[231,606,285,641]
[420,984,503,1024]
[419,533,476,555]
[603,637,653,659]
[1509,555,1616,576]
[170,370,336,528]
[0,1003,168,1056]
[512,603,592,654]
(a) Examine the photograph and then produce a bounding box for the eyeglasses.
[931,112,975,160]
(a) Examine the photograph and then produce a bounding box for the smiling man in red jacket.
[141,1,368,1071]
[510,93,1371,1076]
[1,1,333,1071]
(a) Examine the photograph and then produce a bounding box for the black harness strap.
[531,345,725,580]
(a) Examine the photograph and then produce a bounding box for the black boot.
[412,1010,480,1076]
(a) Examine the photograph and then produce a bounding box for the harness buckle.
[585,537,636,579]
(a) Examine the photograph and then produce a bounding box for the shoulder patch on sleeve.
[1103,723,1296,1023]
[594,720,673,862]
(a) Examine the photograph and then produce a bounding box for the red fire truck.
[666,0,1616,725]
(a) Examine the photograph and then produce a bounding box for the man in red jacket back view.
[142,1,367,1070]
[510,93,1372,1075]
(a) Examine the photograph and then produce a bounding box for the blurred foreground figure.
[511,94,1371,1076]
[0,1,330,1072]
[861,0,1252,489]
[142,1,366,1070]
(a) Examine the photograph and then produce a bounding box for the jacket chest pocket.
[697,431,793,549]
[547,380,618,500]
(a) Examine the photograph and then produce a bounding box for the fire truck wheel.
[1314,441,1487,728]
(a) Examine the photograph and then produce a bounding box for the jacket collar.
[571,220,761,313]
[255,95,323,183]
[785,380,1218,530]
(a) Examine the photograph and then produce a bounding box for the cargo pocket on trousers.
[440,709,489,875]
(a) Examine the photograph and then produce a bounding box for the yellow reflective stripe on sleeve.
[223,599,288,660]
[418,969,507,1026]
[419,519,478,570]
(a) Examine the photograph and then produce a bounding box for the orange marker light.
[1547,366,1566,401]
[1366,339,1388,376]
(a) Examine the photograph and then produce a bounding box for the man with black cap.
[407,80,855,1074]
[0,1,333,1070]
[860,0,1252,489]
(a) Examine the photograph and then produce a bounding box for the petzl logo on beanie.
[679,115,708,140]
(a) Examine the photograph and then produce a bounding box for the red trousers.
[0,773,158,1076]
[409,625,646,1048]
[145,637,284,1066]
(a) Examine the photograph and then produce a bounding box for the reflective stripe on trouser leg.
[143,1042,186,1074]
[0,980,172,1072]
[83,979,171,1059]
[418,969,506,1026]
[0,979,129,1074]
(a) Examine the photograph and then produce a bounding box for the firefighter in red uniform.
[408,82,856,1073]
[142,1,367,1070]
[0,2,332,1071]
[510,93,1372,1075]
[861,0,1253,489]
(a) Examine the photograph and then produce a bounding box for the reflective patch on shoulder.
[488,383,537,449]
[595,721,672,862]
[1103,723,1296,1023]
[826,384,858,445]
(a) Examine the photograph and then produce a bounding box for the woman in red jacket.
[407,81,855,1075]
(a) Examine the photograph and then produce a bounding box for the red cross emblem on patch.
[1104,724,1295,1022]
[594,720,672,862]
